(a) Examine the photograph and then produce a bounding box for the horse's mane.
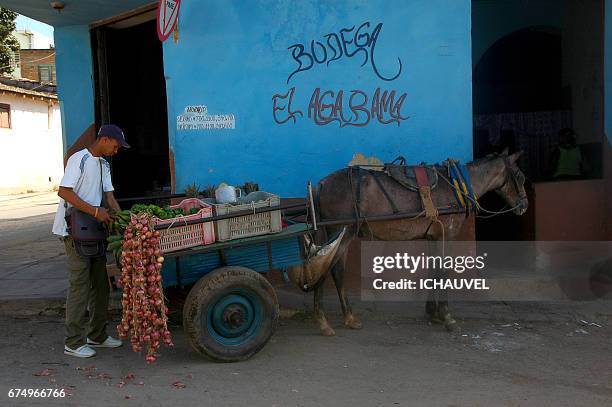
[468,153,504,166]
[322,153,506,178]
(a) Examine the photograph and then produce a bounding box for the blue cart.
[160,223,309,362]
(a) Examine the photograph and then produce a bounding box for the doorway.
[472,28,564,241]
[92,15,171,199]
[471,0,606,241]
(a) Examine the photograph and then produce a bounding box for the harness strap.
[414,166,429,187]
[348,167,362,231]
[448,160,478,216]
[414,166,438,219]
[371,172,399,214]
[449,162,466,208]
[457,163,478,214]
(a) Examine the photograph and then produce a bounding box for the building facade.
[19,49,56,84]
[2,0,611,239]
[0,78,62,194]
[12,30,55,82]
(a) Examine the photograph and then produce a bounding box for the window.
[12,51,20,69]
[38,64,56,84]
[0,104,11,128]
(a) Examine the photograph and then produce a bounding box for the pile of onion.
[116,213,173,363]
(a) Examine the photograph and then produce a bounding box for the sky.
[15,15,54,45]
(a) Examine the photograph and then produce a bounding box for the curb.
[0,298,66,317]
[0,293,124,317]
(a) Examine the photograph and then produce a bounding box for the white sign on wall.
[177,105,236,130]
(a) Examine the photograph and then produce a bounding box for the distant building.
[0,77,62,194]
[19,49,56,84]
[11,30,55,83]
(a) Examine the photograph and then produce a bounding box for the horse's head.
[494,149,528,215]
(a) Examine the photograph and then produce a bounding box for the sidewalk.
[0,191,60,219]
[0,192,67,313]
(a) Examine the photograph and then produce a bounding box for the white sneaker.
[87,336,123,348]
[64,345,96,358]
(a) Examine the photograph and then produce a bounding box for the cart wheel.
[183,266,279,362]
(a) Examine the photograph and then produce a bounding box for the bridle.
[436,156,528,218]
[499,157,528,210]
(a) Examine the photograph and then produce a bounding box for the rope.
[432,218,446,258]
[164,214,188,231]
[0,52,57,71]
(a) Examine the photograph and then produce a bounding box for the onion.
[118,212,172,364]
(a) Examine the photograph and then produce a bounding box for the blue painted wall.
[471,0,565,66]
[54,25,95,149]
[606,0,612,143]
[163,0,473,196]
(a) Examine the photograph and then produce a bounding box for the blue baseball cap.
[98,124,130,148]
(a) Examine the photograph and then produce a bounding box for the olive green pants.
[63,237,109,349]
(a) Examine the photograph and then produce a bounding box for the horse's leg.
[329,260,362,329]
[422,237,458,331]
[437,284,458,332]
[313,275,335,336]
[425,238,441,323]
[431,237,458,332]
[425,289,439,322]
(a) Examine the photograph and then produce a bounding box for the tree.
[0,8,19,75]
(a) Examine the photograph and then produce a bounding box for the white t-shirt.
[52,149,115,236]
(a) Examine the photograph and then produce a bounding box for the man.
[551,127,584,180]
[52,124,129,358]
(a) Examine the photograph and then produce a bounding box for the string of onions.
[116,213,173,364]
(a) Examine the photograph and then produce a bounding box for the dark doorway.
[92,18,171,199]
[472,29,564,240]
[473,29,564,116]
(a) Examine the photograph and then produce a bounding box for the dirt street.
[0,310,610,407]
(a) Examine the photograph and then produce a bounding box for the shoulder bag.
[65,159,108,258]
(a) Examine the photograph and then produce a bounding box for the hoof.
[443,316,459,332]
[344,315,363,330]
[320,325,336,336]
[426,312,444,325]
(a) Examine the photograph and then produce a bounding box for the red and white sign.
[157,0,181,42]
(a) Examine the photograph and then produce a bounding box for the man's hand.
[95,207,111,223]
[58,187,111,223]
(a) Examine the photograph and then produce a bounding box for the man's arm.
[58,187,111,222]
[104,191,121,212]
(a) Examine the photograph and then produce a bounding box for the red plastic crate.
[153,198,215,253]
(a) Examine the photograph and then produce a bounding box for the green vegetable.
[130,203,186,220]
[107,241,123,251]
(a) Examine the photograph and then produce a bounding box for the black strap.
[99,159,104,207]
[390,156,407,165]
[371,172,399,214]
[63,154,105,210]
[348,167,362,230]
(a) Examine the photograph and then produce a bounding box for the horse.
[304,150,527,335]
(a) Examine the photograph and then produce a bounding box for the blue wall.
[54,25,95,149]
[163,0,473,196]
[607,0,612,143]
